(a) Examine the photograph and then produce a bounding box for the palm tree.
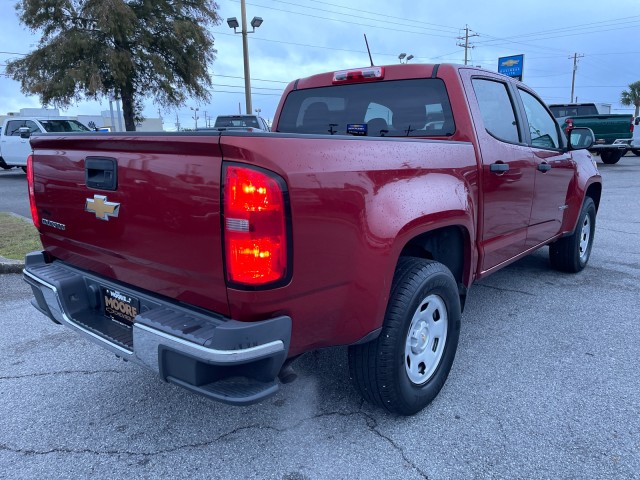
[620,81,640,117]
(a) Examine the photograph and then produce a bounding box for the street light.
[227,0,263,114]
[399,53,414,64]
[190,106,199,129]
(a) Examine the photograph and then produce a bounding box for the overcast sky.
[1,0,639,130]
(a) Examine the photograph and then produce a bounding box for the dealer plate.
[102,287,140,326]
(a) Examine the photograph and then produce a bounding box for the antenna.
[364,34,374,67]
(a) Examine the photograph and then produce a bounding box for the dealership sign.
[498,54,524,81]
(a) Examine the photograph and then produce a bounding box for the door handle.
[537,162,551,172]
[490,163,509,173]
[85,157,118,190]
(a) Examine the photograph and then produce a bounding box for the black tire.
[348,257,461,415]
[0,157,13,170]
[631,149,640,156]
[549,197,596,273]
[20,166,27,173]
[599,150,623,164]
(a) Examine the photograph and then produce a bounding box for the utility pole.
[175,113,181,132]
[457,25,478,65]
[569,53,584,103]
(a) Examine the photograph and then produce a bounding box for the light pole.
[398,53,414,64]
[227,0,263,115]
[190,106,199,129]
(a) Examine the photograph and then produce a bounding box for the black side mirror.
[19,127,31,139]
[568,127,594,150]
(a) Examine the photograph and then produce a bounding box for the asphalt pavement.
[0,156,639,479]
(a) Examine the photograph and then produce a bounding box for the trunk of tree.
[120,79,137,132]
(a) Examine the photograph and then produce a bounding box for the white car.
[0,117,91,171]
[631,117,640,156]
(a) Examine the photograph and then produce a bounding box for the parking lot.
[1,156,639,479]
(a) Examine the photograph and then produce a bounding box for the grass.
[0,212,42,260]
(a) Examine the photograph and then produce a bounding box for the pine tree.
[7,0,221,131]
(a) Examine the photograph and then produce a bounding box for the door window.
[472,79,520,144]
[6,120,39,136]
[518,89,561,149]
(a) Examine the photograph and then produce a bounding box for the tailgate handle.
[86,157,117,190]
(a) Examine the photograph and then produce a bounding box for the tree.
[620,81,640,118]
[7,0,220,131]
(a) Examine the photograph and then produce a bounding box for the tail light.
[26,154,40,229]
[223,164,291,288]
[564,118,573,136]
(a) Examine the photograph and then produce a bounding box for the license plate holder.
[102,287,140,326]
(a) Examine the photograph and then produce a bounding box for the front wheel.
[348,258,461,415]
[599,150,623,164]
[549,197,596,273]
[631,149,640,156]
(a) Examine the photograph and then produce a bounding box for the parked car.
[0,117,90,171]
[23,63,600,415]
[548,103,633,164]
[630,116,640,156]
[211,114,270,131]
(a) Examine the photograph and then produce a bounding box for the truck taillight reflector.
[26,155,40,229]
[223,165,290,287]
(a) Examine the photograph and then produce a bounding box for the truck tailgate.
[29,133,230,317]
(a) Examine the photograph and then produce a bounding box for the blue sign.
[498,54,524,81]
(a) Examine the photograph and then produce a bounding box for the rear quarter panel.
[219,133,478,355]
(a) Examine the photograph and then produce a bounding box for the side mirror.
[19,127,31,139]
[568,127,594,150]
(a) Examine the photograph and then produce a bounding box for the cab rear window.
[277,79,455,137]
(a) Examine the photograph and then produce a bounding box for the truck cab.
[0,117,90,171]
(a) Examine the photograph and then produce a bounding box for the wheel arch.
[398,225,473,309]
[585,181,602,212]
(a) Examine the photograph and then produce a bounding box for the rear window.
[276,78,456,137]
[214,116,261,128]
[549,105,598,118]
[40,120,90,132]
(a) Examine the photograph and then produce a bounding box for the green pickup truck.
[549,103,633,164]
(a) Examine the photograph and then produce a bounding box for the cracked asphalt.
[1,156,639,479]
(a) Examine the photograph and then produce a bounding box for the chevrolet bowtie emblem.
[85,195,120,221]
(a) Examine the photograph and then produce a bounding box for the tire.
[631,149,640,156]
[0,157,13,170]
[348,257,461,415]
[599,150,623,164]
[20,166,27,173]
[549,197,596,273]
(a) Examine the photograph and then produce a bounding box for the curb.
[0,256,24,274]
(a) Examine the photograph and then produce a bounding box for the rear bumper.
[23,252,291,406]
[589,139,630,151]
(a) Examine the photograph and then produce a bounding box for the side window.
[472,79,520,144]
[6,120,24,136]
[518,89,560,149]
[25,121,40,134]
[6,120,39,136]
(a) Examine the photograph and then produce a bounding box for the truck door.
[1,119,39,166]
[515,88,575,248]
[468,77,537,272]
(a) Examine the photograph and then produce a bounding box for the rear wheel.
[549,197,596,273]
[631,149,640,156]
[599,150,623,164]
[348,258,461,415]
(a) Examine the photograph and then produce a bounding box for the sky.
[1,0,639,130]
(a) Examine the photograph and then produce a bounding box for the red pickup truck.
[23,64,601,415]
